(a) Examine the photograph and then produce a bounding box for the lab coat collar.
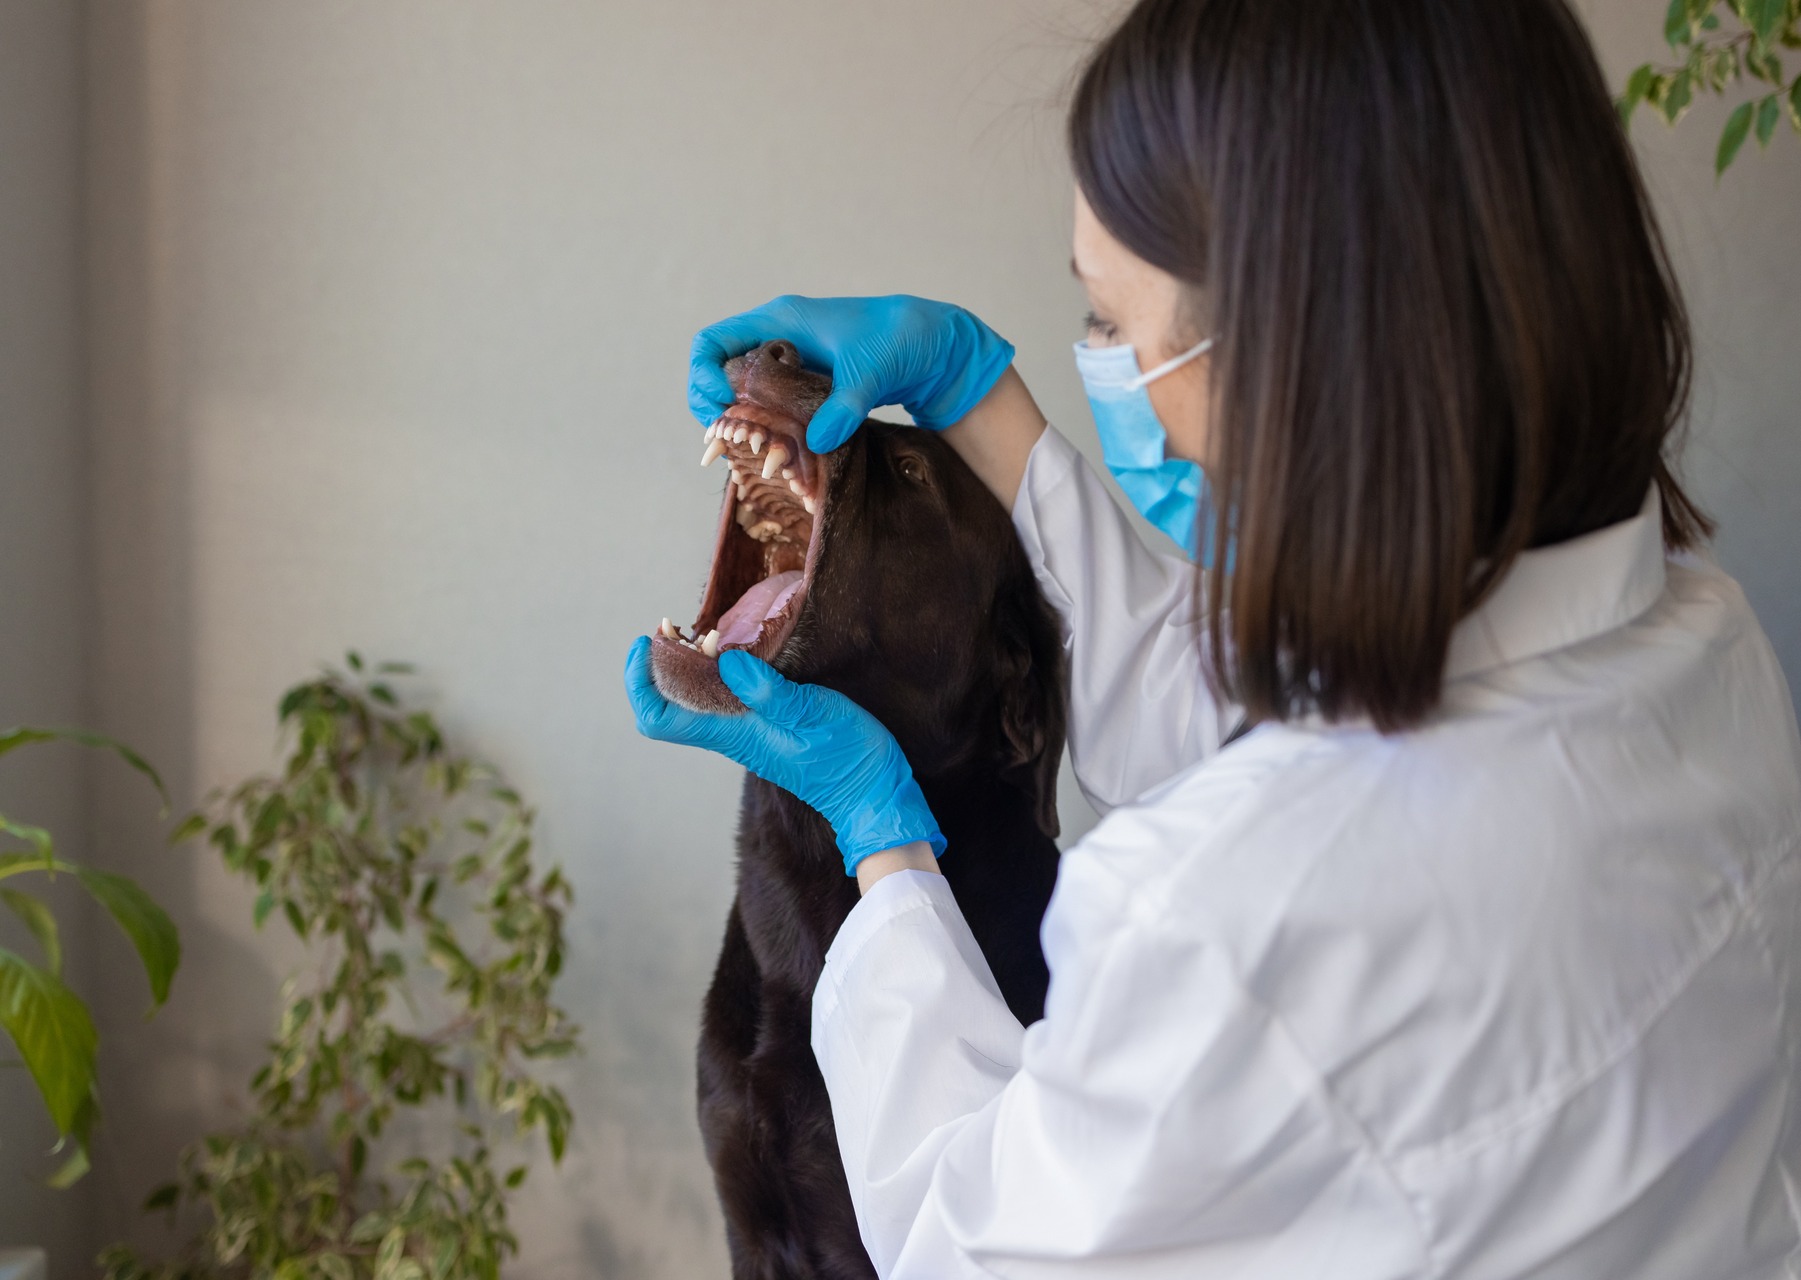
[1444,484,1667,683]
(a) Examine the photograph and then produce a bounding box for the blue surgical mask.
[1073,336,1225,565]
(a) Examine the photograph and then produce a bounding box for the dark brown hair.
[1069,0,1712,733]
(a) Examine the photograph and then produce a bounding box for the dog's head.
[651,342,1065,836]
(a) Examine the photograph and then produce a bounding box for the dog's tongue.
[717,571,804,649]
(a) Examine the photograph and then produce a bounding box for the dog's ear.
[993,582,1068,840]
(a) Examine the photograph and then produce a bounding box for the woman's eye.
[1084,310,1119,342]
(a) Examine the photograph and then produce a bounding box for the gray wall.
[1,1,1795,1276]
[76,2,1102,1275]
[0,0,93,1271]
[1583,0,1801,667]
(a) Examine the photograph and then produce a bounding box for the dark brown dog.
[650,342,1067,1279]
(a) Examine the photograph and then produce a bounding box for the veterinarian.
[629,0,1801,1274]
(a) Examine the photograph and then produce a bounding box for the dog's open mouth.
[649,397,828,711]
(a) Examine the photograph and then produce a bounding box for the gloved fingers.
[806,386,879,454]
[688,312,780,425]
[625,636,687,739]
[625,636,740,752]
[909,330,1017,430]
[716,649,820,732]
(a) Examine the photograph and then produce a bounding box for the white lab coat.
[811,426,1801,1279]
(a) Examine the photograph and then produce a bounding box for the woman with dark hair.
[628,0,1801,1274]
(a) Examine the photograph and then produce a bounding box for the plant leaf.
[46,1138,90,1189]
[0,728,169,812]
[166,812,208,846]
[1620,64,1657,122]
[1666,0,1696,46]
[1662,71,1697,123]
[1718,99,1756,172]
[75,867,180,1009]
[0,816,55,869]
[0,946,97,1136]
[1745,0,1788,48]
[1757,91,1783,143]
[1,889,62,975]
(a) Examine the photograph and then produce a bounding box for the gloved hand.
[687,294,1016,453]
[625,638,946,874]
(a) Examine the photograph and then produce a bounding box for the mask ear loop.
[1121,337,1215,393]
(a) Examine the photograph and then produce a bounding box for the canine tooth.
[803,495,817,515]
[750,431,765,455]
[701,439,726,467]
[762,446,788,480]
[660,618,677,639]
[701,629,721,658]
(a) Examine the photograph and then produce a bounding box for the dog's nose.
[763,340,803,369]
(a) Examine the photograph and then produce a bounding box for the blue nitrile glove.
[687,294,1016,453]
[624,638,946,874]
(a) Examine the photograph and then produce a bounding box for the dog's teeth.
[789,477,806,498]
[701,439,726,467]
[762,446,788,480]
[701,629,721,658]
[737,483,751,500]
[749,431,765,455]
[732,425,749,444]
[780,467,793,480]
[748,520,782,542]
[802,495,817,516]
[660,618,677,640]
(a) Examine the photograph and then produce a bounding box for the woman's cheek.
[1152,364,1213,466]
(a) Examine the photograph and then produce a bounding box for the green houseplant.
[0,728,180,1187]
[102,655,578,1280]
[1620,0,1801,173]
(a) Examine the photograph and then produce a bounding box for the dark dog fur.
[691,383,1068,1278]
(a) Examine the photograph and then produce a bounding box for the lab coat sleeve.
[813,855,1374,1279]
[1010,426,1241,812]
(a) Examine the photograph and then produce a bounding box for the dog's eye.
[897,455,929,485]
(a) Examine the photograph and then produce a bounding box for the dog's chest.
[734,779,861,990]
